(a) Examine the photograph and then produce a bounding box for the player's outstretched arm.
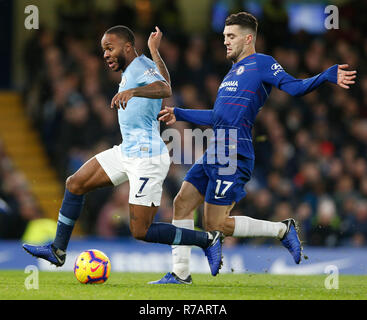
[159,106,214,126]
[148,26,171,85]
[260,55,357,97]
[280,64,357,96]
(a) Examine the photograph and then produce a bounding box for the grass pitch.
[0,271,366,300]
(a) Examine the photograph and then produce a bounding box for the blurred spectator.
[295,202,313,243]
[96,182,130,238]
[260,0,289,48]
[153,0,182,36]
[56,93,100,177]
[0,142,42,239]
[342,200,367,247]
[111,0,137,30]
[178,36,211,94]
[245,189,273,220]
[309,197,340,247]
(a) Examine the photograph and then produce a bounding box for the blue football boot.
[148,272,193,285]
[203,231,224,276]
[23,243,66,267]
[280,218,302,264]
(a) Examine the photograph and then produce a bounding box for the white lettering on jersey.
[271,63,284,76]
[219,80,238,92]
[143,68,160,77]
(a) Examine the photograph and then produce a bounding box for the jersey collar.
[232,53,256,67]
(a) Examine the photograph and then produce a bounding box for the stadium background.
[0,0,367,274]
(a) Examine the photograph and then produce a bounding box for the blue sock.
[144,222,210,248]
[53,189,85,251]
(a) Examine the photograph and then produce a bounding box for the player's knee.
[173,193,183,208]
[129,223,148,241]
[65,175,85,195]
[173,193,190,218]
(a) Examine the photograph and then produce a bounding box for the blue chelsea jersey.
[174,53,338,160]
[117,54,168,158]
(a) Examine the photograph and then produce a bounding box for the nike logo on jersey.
[135,194,146,198]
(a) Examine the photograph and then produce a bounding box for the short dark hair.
[225,12,258,34]
[105,25,135,45]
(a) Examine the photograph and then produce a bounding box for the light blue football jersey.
[117,55,168,158]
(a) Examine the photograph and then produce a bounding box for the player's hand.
[337,64,357,89]
[158,106,176,125]
[111,89,135,109]
[148,26,162,52]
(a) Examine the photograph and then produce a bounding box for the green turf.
[0,271,366,300]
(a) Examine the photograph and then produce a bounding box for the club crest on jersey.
[236,66,245,75]
[120,75,127,88]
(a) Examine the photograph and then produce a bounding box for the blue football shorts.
[184,152,254,205]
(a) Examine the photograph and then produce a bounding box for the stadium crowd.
[3,0,367,248]
[0,141,42,238]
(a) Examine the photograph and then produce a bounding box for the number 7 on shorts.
[137,177,149,194]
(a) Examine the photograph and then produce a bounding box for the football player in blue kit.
[152,12,357,284]
[23,26,224,277]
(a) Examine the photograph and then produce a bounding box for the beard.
[115,54,126,72]
[227,49,239,63]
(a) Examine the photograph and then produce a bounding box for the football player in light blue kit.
[23,26,224,276]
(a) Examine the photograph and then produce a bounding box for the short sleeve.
[135,60,166,86]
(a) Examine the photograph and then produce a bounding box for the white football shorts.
[95,145,170,206]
